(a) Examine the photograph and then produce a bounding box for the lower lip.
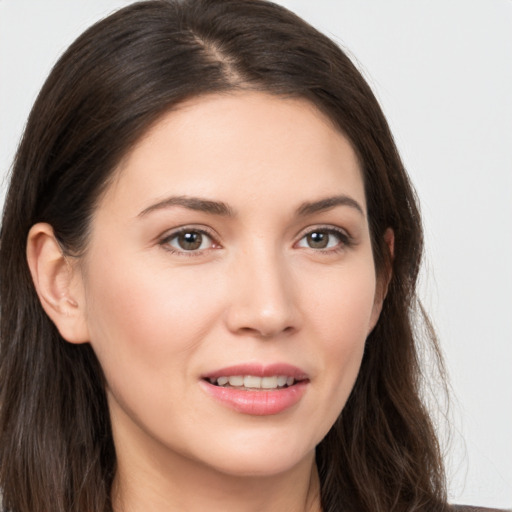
[200,380,308,416]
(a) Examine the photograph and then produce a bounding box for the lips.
[200,363,309,416]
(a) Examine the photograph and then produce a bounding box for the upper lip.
[201,363,309,380]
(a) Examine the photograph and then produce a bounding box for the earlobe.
[383,227,395,260]
[26,223,89,344]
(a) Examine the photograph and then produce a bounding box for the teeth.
[209,375,297,389]
[261,376,277,389]
[276,375,287,387]
[244,375,261,388]
[228,376,244,386]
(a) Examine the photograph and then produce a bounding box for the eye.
[296,228,348,250]
[162,229,216,253]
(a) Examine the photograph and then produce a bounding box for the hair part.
[1,1,448,511]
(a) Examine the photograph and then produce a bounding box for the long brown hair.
[0,1,447,510]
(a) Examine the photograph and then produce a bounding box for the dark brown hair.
[0,1,447,511]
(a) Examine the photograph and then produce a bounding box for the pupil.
[179,232,202,250]
[308,232,328,249]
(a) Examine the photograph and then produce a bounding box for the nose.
[224,245,301,339]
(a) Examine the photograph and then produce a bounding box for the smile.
[201,364,309,415]
[207,375,297,389]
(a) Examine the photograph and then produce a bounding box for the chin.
[209,450,315,478]
[190,430,319,478]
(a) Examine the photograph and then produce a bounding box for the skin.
[27,91,390,512]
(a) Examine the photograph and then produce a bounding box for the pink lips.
[200,363,309,416]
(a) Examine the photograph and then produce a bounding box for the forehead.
[101,91,366,217]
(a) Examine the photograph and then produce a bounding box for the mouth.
[200,364,309,415]
[205,375,301,390]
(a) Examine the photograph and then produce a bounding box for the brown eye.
[297,228,347,250]
[177,232,203,250]
[306,231,329,249]
[165,230,213,252]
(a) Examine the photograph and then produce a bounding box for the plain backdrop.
[0,0,511,508]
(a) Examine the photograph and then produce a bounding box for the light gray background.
[0,1,510,507]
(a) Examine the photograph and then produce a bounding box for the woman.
[0,1,501,511]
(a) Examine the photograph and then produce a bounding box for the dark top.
[452,506,511,512]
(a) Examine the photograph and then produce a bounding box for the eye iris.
[307,231,329,249]
[178,232,202,250]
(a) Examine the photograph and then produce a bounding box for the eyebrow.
[138,195,235,217]
[296,195,365,217]
[138,193,364,218]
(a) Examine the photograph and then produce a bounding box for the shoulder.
[450,506,511,512]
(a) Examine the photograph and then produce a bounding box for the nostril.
[224,286,301,338]
[245,325,296,338]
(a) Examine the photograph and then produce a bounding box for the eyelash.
[295,226,353,254]
[159,225,353,256]
[159,227,218,257]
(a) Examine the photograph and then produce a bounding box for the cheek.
[81,256,227,443]
[82,254,223,377]
[301,261,377,419]
[304,260,378,345]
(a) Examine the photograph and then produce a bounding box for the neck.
[112,442,321,512]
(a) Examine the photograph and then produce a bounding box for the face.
[76,92,384,478]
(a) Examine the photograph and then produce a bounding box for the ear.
[26,223,89,344]
[368,228,395,333]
